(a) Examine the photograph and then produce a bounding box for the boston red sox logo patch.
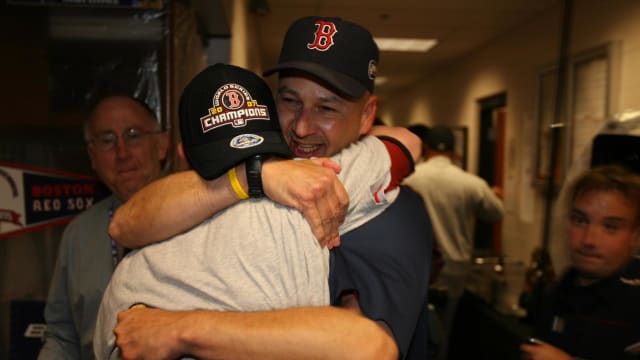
[307,20,338,51]
[200,83,270,133]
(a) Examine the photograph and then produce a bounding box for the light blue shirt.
[39,195,122,360]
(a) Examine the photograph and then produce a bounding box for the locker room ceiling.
[196,0,563,100]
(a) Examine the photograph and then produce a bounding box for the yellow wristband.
[228,167,249,200]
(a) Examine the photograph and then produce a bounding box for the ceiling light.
[374,38,438,52]
[49,15,163,41]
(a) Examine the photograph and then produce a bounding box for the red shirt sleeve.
[377,135,415,192]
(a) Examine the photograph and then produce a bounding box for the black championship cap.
[426,125,455,152]
[263,16,379,98]
[179,63,293,180]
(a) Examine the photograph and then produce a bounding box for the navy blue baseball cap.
[179,63,293,180]
[263,16,379,98]
[426,125,455,152]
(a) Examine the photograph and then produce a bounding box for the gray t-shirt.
[94,135,399,359]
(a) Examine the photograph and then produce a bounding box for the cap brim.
[185,131,292,180]
[263,61,367,98]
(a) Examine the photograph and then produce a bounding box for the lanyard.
[109,201,119,269]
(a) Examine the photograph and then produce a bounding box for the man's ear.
[177,143,189,165]
[359,94,378,136]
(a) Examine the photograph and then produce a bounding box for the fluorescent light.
[49,15,164,41]
[374,38,438,52]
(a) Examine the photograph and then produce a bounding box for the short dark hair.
[407,124,430,143]
[425,125,454,152]
[569,164,640,226]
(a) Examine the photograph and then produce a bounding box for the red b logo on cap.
[307,20,337,51]
[223,90,244,109]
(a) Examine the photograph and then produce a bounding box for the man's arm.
[369,125,422,163]
[109,158,349,249]
[111,126,419,250]
[520,341,573,360]
[114,306,397,360]
[477,180,504,223]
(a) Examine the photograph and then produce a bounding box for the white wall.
[228,0,265,74]
[381,0,640,266]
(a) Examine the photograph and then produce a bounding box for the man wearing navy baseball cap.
[95,62,417,359]
[108,17,432,360]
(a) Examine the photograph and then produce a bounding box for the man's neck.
[426,151,453,161]
[574,260,634,286]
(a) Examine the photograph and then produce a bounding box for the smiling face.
[86,96,169,201]
[275,74,377,158]
[568,189,640,285]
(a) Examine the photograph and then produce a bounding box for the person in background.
[373,116,386,125]
[107,16,433,360]
[38,95,169,359]
[94,62,420,360]
[407,124,430,158]
[403,124,504,360]
[521,164,640,360]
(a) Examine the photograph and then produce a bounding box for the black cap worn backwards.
[263,16,379,98]
[179,63,292,180]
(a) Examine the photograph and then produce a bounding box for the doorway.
[474,93,506,257]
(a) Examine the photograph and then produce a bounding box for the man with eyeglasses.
[38,95,169,360]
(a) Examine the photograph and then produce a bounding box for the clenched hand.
[262,158,349,248]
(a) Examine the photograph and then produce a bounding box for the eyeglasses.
[89,127,163,152]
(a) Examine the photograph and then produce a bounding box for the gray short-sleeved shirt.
[94,135,398,359]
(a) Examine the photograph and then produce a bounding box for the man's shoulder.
[619,258,640,288]
[558,260,640,295]
[331,135,382,161]
[63,195,112,234]
[333,135,391,191]
[54,195,113,261]
[414,156,459,175]
[412,159,483,186]
[380,185,426,212]
[344,186,429,232]
[395,185,427,205]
